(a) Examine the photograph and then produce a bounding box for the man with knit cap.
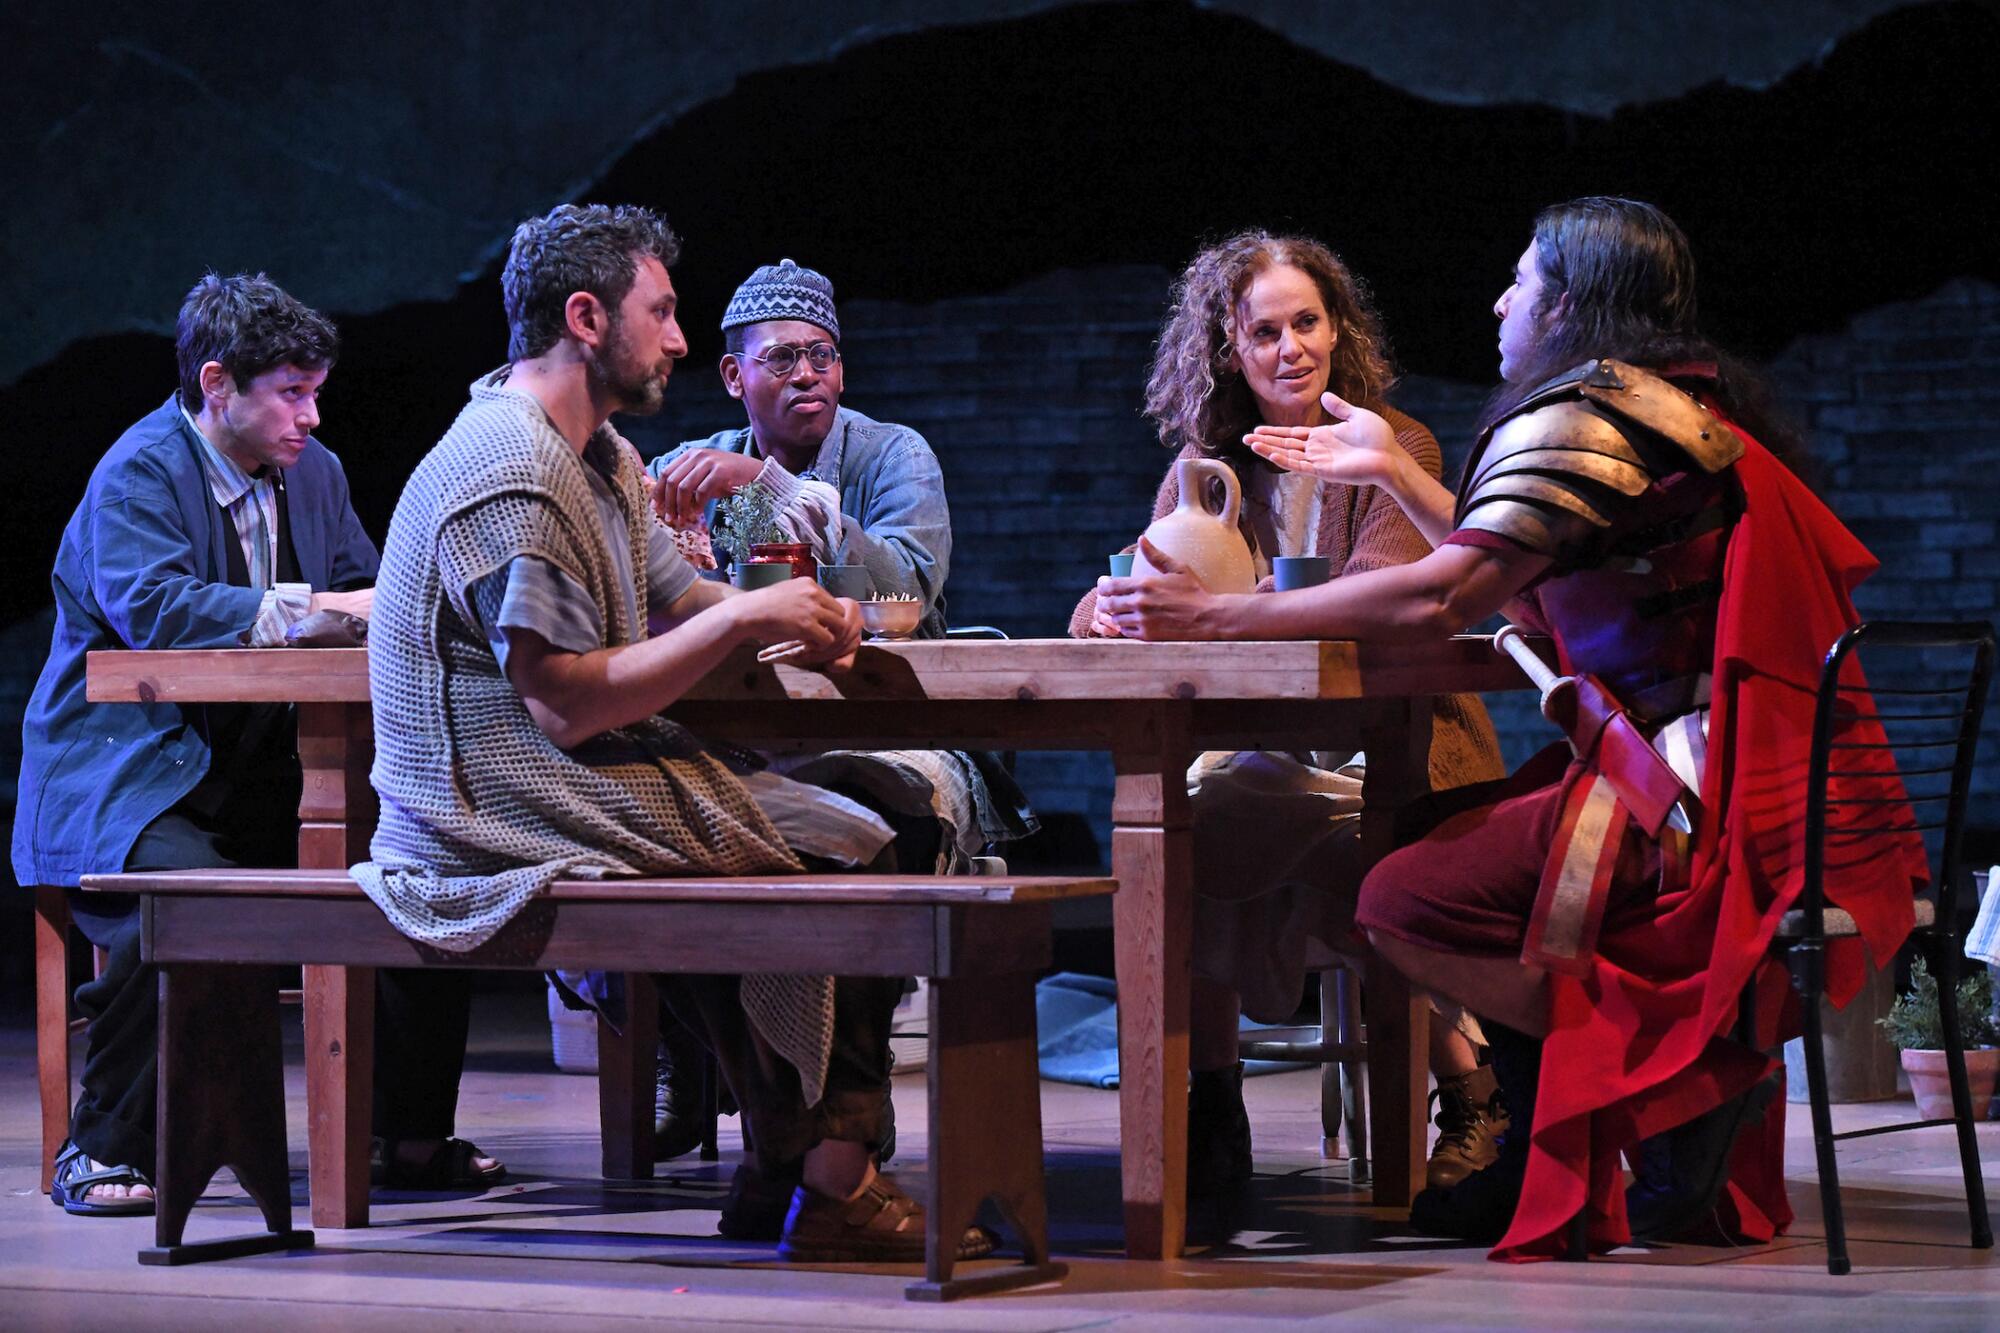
[648,258,1031,867]
[650,258,952,634]
[358,204,993,1264]
[645,261,1037,1170]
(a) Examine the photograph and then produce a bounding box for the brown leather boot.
[1426,1065,1508,1189]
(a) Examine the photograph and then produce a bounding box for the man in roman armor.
[1097,196,1924,1257]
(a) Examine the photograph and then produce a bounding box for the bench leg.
[304,964,374,1228]
[598,973,659,1179]
[35,886,73,1195]
[141,963,312,1265]
[906,970,1065,1302]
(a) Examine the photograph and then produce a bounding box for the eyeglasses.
[742,342,840,376]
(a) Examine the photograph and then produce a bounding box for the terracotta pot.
[1132,457,1255,594]
[750,541,816,583]
[1899,1046,2000,1120]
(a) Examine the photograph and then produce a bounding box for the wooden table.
[88,637,1529,1260]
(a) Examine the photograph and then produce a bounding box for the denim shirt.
[657,407,952,638]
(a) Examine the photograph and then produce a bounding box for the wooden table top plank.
[86,636,1531,705]
[85,867,1116,905]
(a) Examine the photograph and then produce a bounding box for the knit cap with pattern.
[721,259,839,341]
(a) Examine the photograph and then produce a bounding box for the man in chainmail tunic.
[1099,199,1921,1261]
[355,204,992,1264]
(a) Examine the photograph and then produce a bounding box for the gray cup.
[817,563,873,600]
[1273,555,1331,591]
[733,561,793,591]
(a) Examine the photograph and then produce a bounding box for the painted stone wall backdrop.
[1771,278,2000,836]
[618,269,2000,863]
[1,271,1992,879]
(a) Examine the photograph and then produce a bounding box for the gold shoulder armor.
[1471,401,1653,497]
[1455,496,1584,554]
[1453,400,1656,555]
[1576,359,1744,474]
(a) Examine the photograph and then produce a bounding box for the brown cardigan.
[1068,404,1505,793]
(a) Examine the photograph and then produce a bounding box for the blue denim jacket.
[657,407,952,638]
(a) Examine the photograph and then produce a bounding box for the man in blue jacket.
[14,273,497,1214]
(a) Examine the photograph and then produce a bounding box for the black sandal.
[371,1136,507,1191]
[50,1141,155,1217]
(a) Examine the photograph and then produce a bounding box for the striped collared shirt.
[181,407,312,646]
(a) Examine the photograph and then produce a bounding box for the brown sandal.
[777,1177,996,1264]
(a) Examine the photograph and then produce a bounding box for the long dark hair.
[1478,197,1805,469]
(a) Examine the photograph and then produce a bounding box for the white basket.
[548,984,599,1074]
[889,976,928,1073]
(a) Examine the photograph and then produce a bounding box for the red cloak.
[1494,421,1927,1261]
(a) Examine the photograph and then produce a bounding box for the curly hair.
[1143,231,1395,457]
[502,203,682,361]
[175,273,338,412]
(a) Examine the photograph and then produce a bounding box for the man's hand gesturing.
[652,448,767,528]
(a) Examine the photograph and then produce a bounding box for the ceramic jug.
[1131,457,1255,593]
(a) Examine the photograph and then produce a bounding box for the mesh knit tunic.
[355,369,842,1099]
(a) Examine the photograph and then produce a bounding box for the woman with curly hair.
[1069,231,1506,1198]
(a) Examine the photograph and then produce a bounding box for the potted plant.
[1877,956,1999,1119]
[711,481,815,583]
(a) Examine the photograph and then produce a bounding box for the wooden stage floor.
[2,986,1995,1330]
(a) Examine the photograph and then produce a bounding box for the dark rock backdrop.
[4,0,1917,386]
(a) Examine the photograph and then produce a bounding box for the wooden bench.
[78,867,1114,1302]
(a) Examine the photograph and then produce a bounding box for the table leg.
[597,974,659,1179]
[304,963,374,1227]
[297,702,377,1229]
[1110,708,1194,1260]
[1359,700,1432,1209]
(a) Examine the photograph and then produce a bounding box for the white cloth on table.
[1966,865,2000,967]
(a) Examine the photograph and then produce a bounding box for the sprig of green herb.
[1878,956,1998,1051]
[711,481,786,566]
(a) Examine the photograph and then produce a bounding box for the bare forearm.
[1208,545,1547,643]
[1377,451,1462,549]
[510,600,748,747]
[649,574,731,635]
[1206,563,1464,642]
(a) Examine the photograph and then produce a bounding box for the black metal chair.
[1762,619,1995,1275]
